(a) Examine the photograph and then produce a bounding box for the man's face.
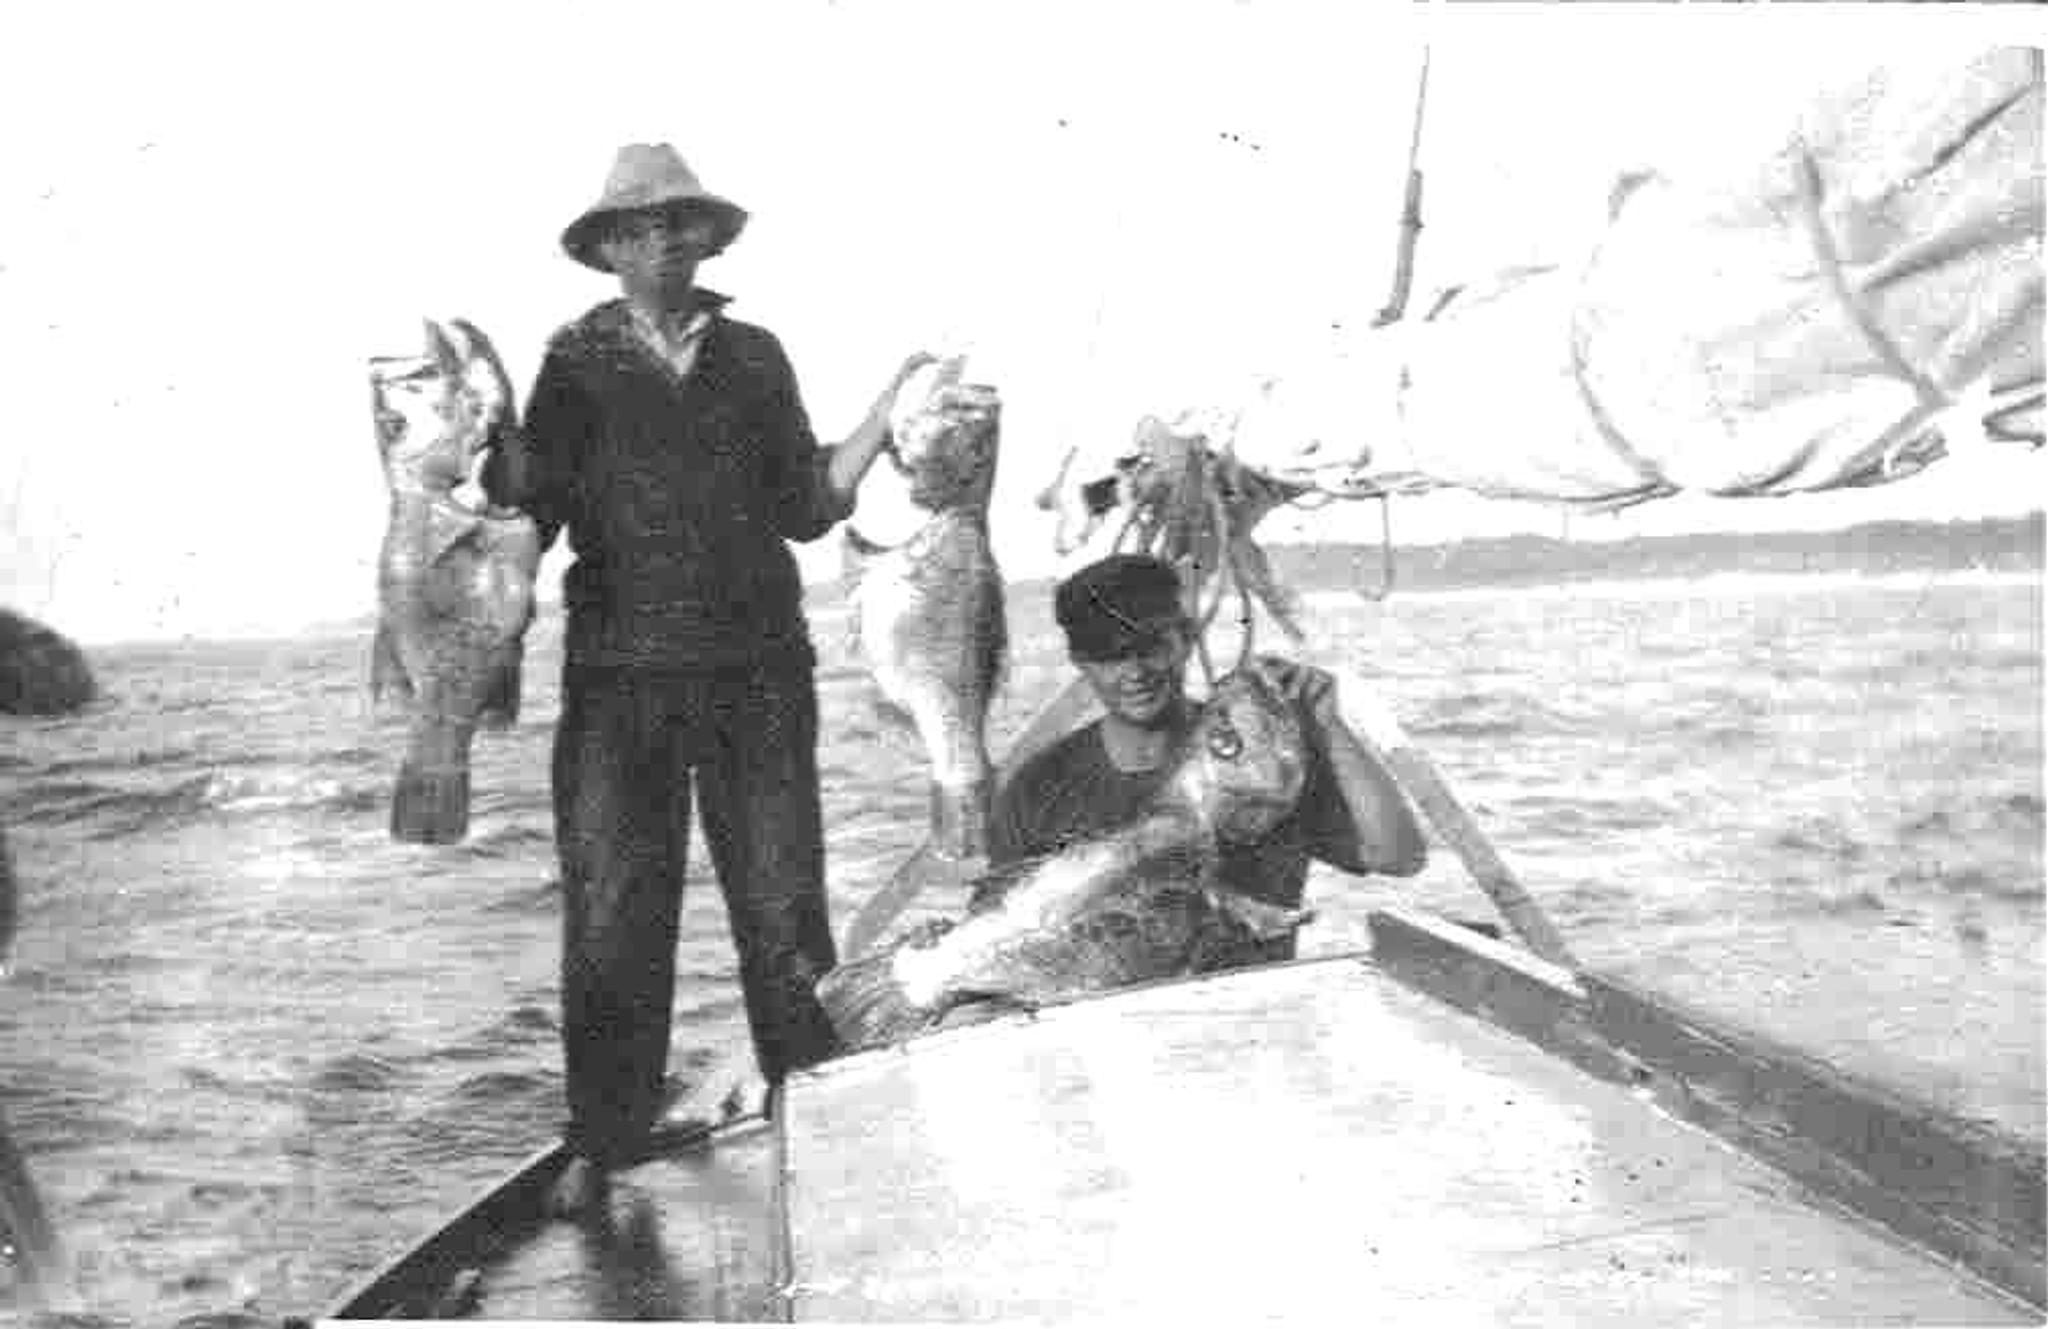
[599,205,720,305]
[1075,621,1192,729]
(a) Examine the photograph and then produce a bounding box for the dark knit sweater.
[487,294,849,670]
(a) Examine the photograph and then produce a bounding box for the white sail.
[1071,48,2043,519]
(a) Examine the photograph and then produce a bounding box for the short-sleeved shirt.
[987,708,1367,933]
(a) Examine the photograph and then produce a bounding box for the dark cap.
[1055,554,1189,662]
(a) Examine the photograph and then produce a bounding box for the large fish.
[818,669,1313,1052]
[845,358,1007,859]
[369,319,542,844]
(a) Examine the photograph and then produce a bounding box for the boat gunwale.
[1585,972,2048,1312]
[1370,904,2046,1315]
[309,907,2047,1321]
[305,1115,774,1322]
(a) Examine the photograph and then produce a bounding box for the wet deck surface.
[458,1121,783,1321]
[782,957,2032,1325]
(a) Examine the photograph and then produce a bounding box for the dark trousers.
[552,663,840,1163]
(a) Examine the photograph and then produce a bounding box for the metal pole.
[1373,44,1433,329]
[1333,671,1579,969]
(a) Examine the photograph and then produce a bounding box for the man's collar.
[629,301,713,347]
[590,288,732,335]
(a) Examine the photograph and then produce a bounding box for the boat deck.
[409,1122,784,1321]
[414,953,2031,1323]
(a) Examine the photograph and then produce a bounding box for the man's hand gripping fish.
[818,669,1314,1052]
[369,319,542,844]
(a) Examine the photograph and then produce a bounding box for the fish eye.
[1206,722,1244,760]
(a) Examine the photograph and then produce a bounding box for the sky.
[1,2,2040,645]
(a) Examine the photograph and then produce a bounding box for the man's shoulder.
[544,301,630,357]
[708,310,787,366]
[1001,722,1106,801]
[991,720,1112,862]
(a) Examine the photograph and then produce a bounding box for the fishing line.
[1223,532,1260,676]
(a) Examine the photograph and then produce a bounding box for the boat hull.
[315,920,2038,1323]
[781,951,2032,1325]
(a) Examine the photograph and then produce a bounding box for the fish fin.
[870,693,915,737]
[1214,891,1315,941]
[369,621,413,710]
[444,317,516,435]
[391,726,473,844]
[816,935,949,1052]
[930,995,1032,1033]
[475,647,524,730]
[976,566,1010,703]
[427,504,484,566]
[391,761,471,844]
[930,778,992,860]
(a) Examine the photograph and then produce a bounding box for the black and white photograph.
[1,3,2041,1325]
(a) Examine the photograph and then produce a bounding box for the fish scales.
[819,670,1314,1051]
[847,358,1007,859]
[369,319,541,844]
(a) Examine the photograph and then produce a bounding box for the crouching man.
[986,553,1427,966]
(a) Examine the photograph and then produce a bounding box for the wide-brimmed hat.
[560,143,749,273]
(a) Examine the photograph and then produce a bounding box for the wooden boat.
[307,897,2042,1323]
[305,47,2044,1324]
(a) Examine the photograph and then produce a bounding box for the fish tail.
[871,693,914,736]
[1216,891,1316,941]
[816,948,937,1052]
[369,621,412,710]
[476,648,524,730]
[929,777,992,860]
[390,724,474,844]
[391,761,472,844]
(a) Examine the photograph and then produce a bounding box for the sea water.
[0,573,2039,1324]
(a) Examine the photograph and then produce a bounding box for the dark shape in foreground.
[0,607,95,716]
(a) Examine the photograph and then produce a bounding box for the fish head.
[370,318,519,497]
[1174,669,1308,844]
[888,359,1001,510]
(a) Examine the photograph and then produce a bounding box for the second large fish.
[817,669,1313,1052]
[845,359,1007,859]
[369,319,542,844]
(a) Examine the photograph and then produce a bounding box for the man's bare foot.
[546,1155,611,1219]
[651,1034,770,1141]
[717,1070,771,1121]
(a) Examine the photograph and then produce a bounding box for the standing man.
[987,554,1428,963]
[484,143,926,1190]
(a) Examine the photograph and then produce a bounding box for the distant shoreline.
[949,514,2045,614]
[1261,514,2044,597]
[71,515,2042,648]
[1294,567,2041,608]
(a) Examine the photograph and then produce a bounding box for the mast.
[1373,43,1432,329]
